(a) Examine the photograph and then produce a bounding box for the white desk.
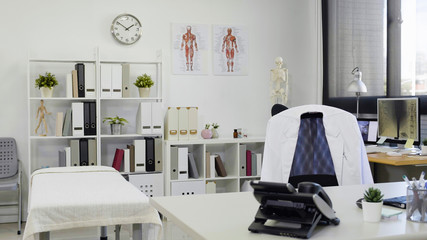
[150,182,427,240]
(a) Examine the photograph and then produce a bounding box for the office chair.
[271,103,288,116]
[261,104,373,186]
[0,138,22,235]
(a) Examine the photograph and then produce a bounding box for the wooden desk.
[151,182,427,240]
[368,153,427,166]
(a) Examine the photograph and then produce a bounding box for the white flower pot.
[40,87,53,98]
[362,200,383,222]
[138,88,150,98]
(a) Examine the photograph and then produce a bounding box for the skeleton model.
[270,57,288,105]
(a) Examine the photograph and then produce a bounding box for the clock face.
[111,14,142,45]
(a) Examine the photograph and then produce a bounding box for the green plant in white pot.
[362,187,384,222]
[35,72,58,98]
[134,74,154,98]
[103,115,128,135]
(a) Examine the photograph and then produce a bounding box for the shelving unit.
[164,138,265,196]
[27,51,164,196]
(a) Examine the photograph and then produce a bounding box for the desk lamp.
[347,67,367,118]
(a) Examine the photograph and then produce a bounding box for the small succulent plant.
[363,187,384,202]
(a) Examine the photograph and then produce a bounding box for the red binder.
[246,150,252,176]
[112,148,124,171]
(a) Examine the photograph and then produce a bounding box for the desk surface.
[368,153,427,166]
[150,182,427,240]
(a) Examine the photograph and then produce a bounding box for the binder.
[206,181,216,194]
[55,112,63,137]
[206,151,211,178]
[239,145,247,176]
[246,150,252,176]
[137,102,152,134]
[188,152,199,179]
[127,144,135,172]
[151,102,163,135]
[170,146,179,180]
[256,153,262,176]
[122,64,131,98]
[209,154,216,178]
[123,149,130,172]
[79,139,89,166]
[70,139,80,166]
[215,155,227,177]
[112,148,124,171]
[88,102,96,135]
[62,109,72,136]
[188,107,198,140]
[85,63,96,98]
[66,73,73,98]
[100,64,112,98]
[64,146,71,167]
[58,150,66,167]
[72,102,84,136]
[154,138,163,172]
[178,107,189,140]
[111,64,122,98]
[88,139,97,166]
[178,147,189,180]
[72,70,78,98]
[84,102,90,136]
[251,152,257,176]
[75,63,85,98]
[165,107,179,140]
[134,139,146,172]
[145,137,155,172]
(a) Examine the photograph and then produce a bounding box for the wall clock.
[111,13,142,45]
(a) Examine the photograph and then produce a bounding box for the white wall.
[0,0,320,219]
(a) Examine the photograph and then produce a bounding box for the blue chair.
[0,138,22,235]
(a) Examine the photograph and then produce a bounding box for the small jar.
[233,129,238,138]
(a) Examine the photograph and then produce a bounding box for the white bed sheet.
[23,166,162,240]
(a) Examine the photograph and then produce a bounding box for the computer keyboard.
[365,145,420,154]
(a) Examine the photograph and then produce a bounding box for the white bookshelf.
[164,137,265,196]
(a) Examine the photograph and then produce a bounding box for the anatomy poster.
[213,25,248,75]
[172,23,208,75]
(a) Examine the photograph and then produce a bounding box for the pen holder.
[406,186,427,222]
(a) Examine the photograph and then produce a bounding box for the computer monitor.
[357,118,378,144]
[377,97,420,145]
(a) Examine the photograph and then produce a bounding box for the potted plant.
[134,74,154,98]
[201,124,212,139]
[422,139,427,155]
[211,123,219,139]
[35,72,58,98]
[362,187,384,222]
[103,115,128,135]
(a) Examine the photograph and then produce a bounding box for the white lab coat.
[261,104,373,185]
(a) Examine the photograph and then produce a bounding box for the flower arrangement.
[103,115,128,125]
[212,123,219,129]
[35,72,58,89]
[134,74,154,88]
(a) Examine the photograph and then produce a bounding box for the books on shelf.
[112,148,124,171]
[188,152,199,179]
[214,155,227,177]
[67,139,97,167]
[55,112,64,137]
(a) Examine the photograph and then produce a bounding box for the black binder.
[75,63,85,98]
[89,102,96,135]
[79,139,89,166]
[84,103,90,136]
[145,137,155,172]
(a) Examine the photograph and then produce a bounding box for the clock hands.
[117,22,127,29]
[125,24,135,31]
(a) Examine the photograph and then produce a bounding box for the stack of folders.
[239,145,262,177]
[112,137,163,173]
[136,102,163,135]
[204,151,227,178]
[58,139,96,167]
[165,107,198,141]
[170,147,201,180]
[65,63,96,98]
[57,102,96,137]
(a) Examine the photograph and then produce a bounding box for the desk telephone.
[249,180,340,239]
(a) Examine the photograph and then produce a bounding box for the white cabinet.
[164,138,265,196]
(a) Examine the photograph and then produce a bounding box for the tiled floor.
[0,220,193,240]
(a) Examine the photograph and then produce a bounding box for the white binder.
[123,148,130,173]
[100,64,112,98]
[188,107,198,140]
[178,147,189,180]
[178,107,189,141]
[210,154,216,178]
[151,102,163,135]
[122,64,131,98]
[165,107,179,140]
[134,139,146,172]
[71,102,84,136]
[85,63,96,98]
[256,153,262,176]
[137,102,152,134]
[66,73,73,98]
[111,64,122,98]
[64,147,71,167]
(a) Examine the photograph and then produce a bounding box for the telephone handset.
[249,180,340,238]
